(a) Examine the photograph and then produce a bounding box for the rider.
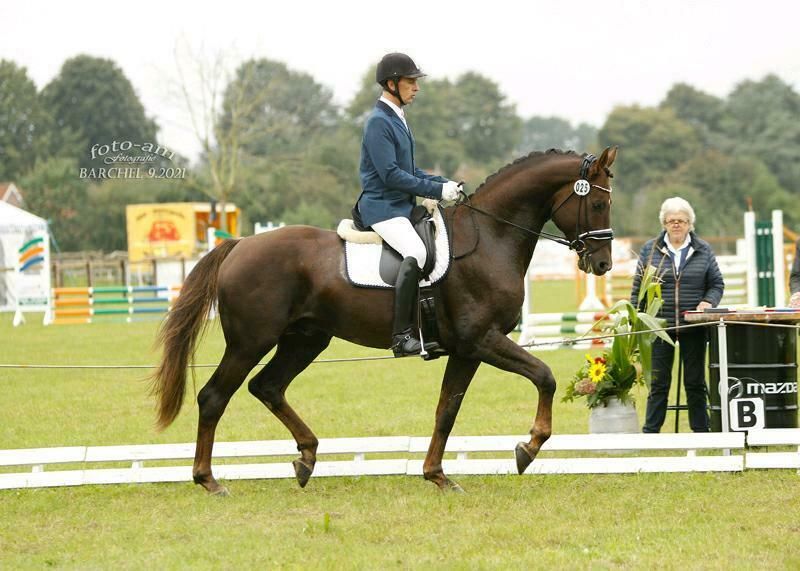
[356,52,461,357]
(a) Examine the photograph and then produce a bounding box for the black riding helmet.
[376,53,425,105]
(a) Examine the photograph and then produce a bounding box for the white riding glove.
[441,180,461,202]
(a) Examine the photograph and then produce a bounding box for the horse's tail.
[150,239,239,431]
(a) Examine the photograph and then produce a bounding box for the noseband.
[452,154,613,260]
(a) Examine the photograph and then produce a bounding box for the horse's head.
[549,146,617,276]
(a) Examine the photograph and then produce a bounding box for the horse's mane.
[473,149,584,194]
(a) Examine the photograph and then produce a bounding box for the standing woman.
[630,197,725,433]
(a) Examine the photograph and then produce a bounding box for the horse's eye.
[592,201,606,212]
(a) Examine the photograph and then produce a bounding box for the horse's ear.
[606,146,618,168]
[590,147,609,176]
[590,146,618,176]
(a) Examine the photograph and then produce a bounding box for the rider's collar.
[379,96,406,120]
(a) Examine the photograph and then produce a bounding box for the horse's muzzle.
[577,251,612,276]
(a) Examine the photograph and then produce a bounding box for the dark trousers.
[643,327,710,433]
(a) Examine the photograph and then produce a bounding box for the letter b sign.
[729,398,765,431]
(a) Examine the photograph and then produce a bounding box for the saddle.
[350,204,437,285]
[339,200,448,360]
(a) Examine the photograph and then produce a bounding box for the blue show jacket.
[357,101,446,227]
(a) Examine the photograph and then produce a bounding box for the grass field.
[2,280,799,569]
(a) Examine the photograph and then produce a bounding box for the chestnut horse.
[151,147,617,495]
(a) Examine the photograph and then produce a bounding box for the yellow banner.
[126,203,196,262]
[126,202,240,262]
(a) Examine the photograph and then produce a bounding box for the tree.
[597,105,701,194]
[660,83,726,143]
[403,78,462,175]
[628,182,706,238]
[451,72,522,165]
[174,48,262,232]
[20,158,89,251]
[674,150,797,235]
[720,75,800,191]
[345,69,382,128]
[633,150,796,240]
[41,55,158,173]
[174,50,340,231]
[223,58,339,158]
[235,126,360,232]
[574,123,599,153]
[0,61,43,180]
[518,116,597,154]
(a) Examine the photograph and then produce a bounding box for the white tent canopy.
[0,201,48,232]
[0,202,50,321]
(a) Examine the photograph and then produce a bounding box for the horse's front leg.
[423,355,480,492]
[473,329,556,474]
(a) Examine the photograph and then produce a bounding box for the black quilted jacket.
[630,231,725,327]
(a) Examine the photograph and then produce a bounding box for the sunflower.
[588,361,607,383]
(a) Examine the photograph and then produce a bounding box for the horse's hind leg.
[423,354,480,492]
[248,329,332,488]
[193,345,270,495]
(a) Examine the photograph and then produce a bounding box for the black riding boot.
[391,257,422,357]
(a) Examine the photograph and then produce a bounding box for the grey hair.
[659,197,695,231]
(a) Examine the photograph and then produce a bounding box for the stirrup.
[421,340,448,361]
[392,332,422,357]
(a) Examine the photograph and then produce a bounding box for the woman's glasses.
[665,219,689,226]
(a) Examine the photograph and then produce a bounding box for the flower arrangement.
[562,265,674,408]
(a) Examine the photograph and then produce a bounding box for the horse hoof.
[210,486,230,497]
[293,459,313,488]
[435,478,466,493]
[515,442,534,474]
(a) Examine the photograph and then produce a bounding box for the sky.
[2,0,799,163]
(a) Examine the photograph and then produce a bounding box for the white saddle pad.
[341,206,451,289]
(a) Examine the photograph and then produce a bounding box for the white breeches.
[371,217,427,269]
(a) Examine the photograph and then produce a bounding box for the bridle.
[550,154,614,256]
[450,154,614,261]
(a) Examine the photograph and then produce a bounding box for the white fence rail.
[9,430,800,490]
[744,428,800,470]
